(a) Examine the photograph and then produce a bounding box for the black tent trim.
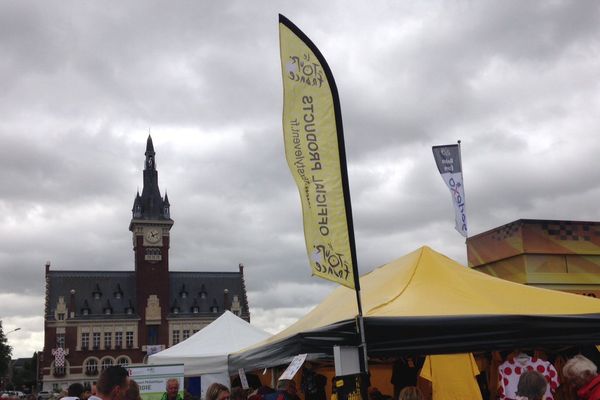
[228,313,600,372]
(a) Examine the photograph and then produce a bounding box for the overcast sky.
[2,1,600,358]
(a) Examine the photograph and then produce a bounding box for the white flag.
[432,144,468,237]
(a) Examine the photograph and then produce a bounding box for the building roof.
[169,271,248,317]
[46,270,248,320]
[47,271,136,320]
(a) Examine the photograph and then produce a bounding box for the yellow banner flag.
[279,15,357,289]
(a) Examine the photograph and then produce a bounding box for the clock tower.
[129,135,174,348]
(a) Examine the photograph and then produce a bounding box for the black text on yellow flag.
[279,14,359,290]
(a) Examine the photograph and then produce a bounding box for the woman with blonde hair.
[206,383,230,400]
[398,386,423,400]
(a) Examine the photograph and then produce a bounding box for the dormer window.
[199,284,207,299]
[81,300,91,316]
[114,284,123,300]
[171,300,180,314]
[180,285,188,299]
[173,307,179,314]
[92,284,102,300]
[210,299,219,313]
[190,298,200,314]
[125,300,134,315]
[103,300,113,315]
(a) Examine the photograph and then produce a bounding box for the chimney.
[45,260,51,274]
[223,289,230,311]
[69,289,76,319]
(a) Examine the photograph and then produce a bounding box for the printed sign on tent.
[238,368,249,389]
[279,353,308,381]
[127,364,184,400]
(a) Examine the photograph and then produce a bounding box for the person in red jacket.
[563,355,600,400]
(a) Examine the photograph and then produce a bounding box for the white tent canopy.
[148,310,271,376]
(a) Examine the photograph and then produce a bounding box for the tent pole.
[355,287,369,374]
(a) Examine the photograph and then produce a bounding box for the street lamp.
[6,327,21,335]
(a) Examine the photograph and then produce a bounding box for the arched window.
[117,357,130,366]
[101,357,113,371]
[84,358,98,376]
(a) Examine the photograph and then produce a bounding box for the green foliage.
[0,321,13,378]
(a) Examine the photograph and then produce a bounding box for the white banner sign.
[278,354,308,381]
[238,368,249,389]
[127,364,184,400]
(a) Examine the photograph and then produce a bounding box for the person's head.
[68,383,85,398]
[229,387,247,400]
[563,355,598,388]
[398,386,423,400]
[276,380,291,393]
[516,371,548,400]
[165,379,180,400]
[125,380,142,400]
[96,366,130,400]
[206,383,230,400]
[368,388,383,400]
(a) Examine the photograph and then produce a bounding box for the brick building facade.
[40,136,250,391]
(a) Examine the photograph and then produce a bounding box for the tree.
[11,353,37,392]
[0,321,13,382]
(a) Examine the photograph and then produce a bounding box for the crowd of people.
[39,352,600,400]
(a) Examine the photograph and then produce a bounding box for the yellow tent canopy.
[230,246,600,371]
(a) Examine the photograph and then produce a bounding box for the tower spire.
[130,135,172,223]
[145,135,156,170]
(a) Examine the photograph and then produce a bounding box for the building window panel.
[126,331,134,348]
[182,330,190,341]
[172,330,180,345]
[115,332,123,348]
[101,358,113,371]
[81,332,90,349]
[56,333,65,348]
[85,359,98,376]
[104,332,112,349]
[93,332,101,349]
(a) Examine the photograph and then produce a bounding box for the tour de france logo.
[311,242,351,280]
[286,53,324,88]
[440,147,452,157]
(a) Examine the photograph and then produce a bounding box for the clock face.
[145,228,161,244]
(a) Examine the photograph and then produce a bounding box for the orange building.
[467,219,600,298]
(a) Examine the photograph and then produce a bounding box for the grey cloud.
[2,1,600,358]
